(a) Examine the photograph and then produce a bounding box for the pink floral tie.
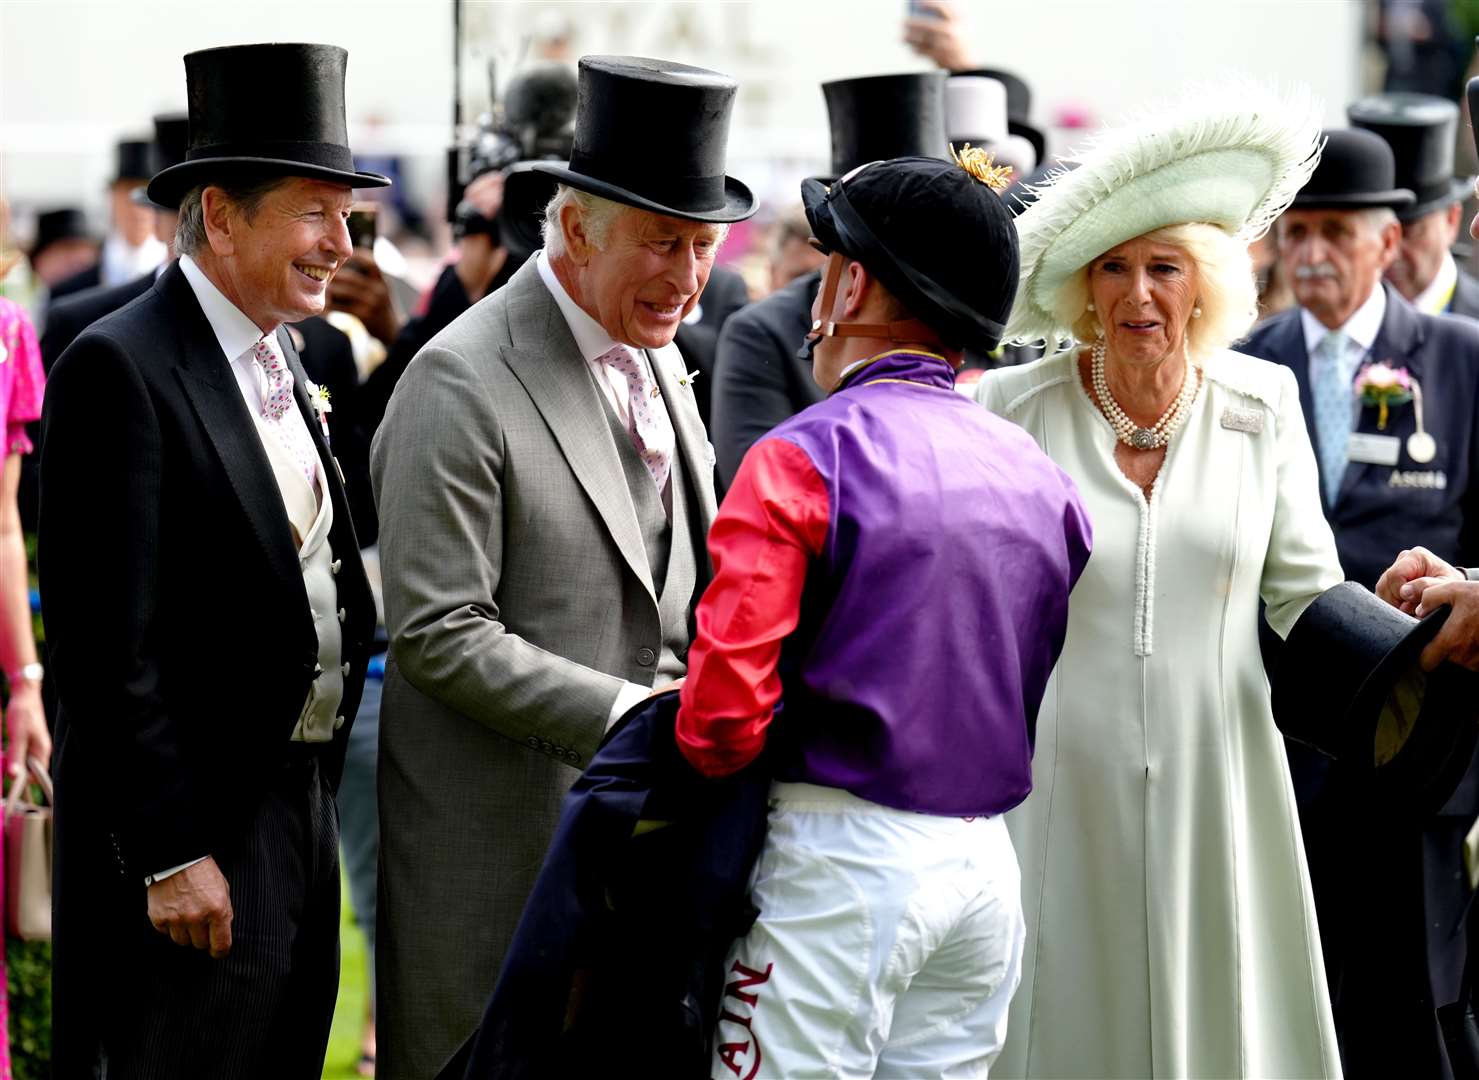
[598,344,674,495]
[251,336,318,488]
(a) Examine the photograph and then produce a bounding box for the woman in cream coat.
[976,88,1345,1078]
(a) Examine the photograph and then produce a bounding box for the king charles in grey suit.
[369,56,757,1078]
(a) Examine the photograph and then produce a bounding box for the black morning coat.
[37,259,376,1077]
[443,691,770,1080]
[1244,282,1479,1078]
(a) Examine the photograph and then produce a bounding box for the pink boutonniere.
[1354,362,1413,430]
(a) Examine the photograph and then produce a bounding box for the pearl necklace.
[1090,340,1200,450]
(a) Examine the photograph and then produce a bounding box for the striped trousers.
[101,756,341,1079]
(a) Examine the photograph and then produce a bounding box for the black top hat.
[1273,582,1479,815]
[1348,93,1470,222]
[801,156,1019,353]
[114,138,154,185]
[953,67,1046,167]
[530,56,755,224]
[146,43,391,209]
[817,73,949,183]
[1290,128,1416,210]
[29,208,95,260]
[134,113,190,210]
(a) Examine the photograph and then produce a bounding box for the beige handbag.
[4,757,52,941]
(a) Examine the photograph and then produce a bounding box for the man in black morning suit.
[39,44,386,1079]
[1244,128,1479,1079]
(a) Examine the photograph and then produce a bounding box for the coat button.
[636,647,656,667]
[566,750,582,766]
[331,559,342,575]
[337,608,347,624]
[341,662,351,677]
[334,715,345,730]
[540,739,555,755]
[526,736,540,750]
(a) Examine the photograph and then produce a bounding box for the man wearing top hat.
[1243,127,1479,1078]
[1351,92,1479,319]
[370,55,753,1078]
[51,135,166,302]
[710,70,954,487]
[40,43,386,1078]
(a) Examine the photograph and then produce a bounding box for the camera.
[450,63,578,243]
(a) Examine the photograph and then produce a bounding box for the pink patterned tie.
[251,336,318,488]
[598,344,674,495]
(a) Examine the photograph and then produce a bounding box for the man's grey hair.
[1356,205,1400,237]
[174,173,292,257]
[541,186,625,258]
[540,184,730,258]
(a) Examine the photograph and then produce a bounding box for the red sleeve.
[676,437,830,777]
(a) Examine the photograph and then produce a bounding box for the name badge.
[1220,406,1264,434]
[1348,432,1401,466]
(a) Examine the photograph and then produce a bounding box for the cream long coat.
[976,348,1344,1079]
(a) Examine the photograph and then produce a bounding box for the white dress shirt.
[1413,251,1459,316]
[534,251,672,729]
[1300,280,1387,360]
[178,254,321,481]
[101,232,167,288]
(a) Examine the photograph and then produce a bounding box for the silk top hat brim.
[530,55,756,225]
[1272,581,1479,816]
[1004,81,1325,350]
[530,162,755,225]
[146,43,391,210]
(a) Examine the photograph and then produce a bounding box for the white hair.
[541,185,625,258]
[1357,205,1399,237]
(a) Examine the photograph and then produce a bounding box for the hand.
[462,171,505,222]
[902,0,974,71]
[644,677,684,702]
[1411,579,1479,671]
[3,682,50,780]
[1375,546,1463,615]
[327,252,402,346]
[147,856,233,959]
[454,234,509,304]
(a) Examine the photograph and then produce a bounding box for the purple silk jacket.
[765,349,1092,816]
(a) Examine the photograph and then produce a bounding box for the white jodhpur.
[711,782,1026,1080]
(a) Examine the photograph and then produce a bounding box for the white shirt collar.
[1300,281,1387,357]
[178,253,270,363]
[536,249,622,362]
[1413,252,1459,316]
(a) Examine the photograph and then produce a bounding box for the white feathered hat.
[1006,81,1324,349]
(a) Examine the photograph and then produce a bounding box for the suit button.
[525,736,540,750]
[636,647,656,667]
[334,715,345,730]
[337,608,347,624]
[341,662,351,677]
[566,750,582,766]
[540,739,555,755]
[331,559,342,575]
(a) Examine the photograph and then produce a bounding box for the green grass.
[323,882,372,1079]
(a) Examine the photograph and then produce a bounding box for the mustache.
[1293,263,1339,281]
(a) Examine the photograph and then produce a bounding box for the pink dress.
[0,295,41,1080]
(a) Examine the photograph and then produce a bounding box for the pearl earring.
[1086,301,1096,312]
[1192,305,1203,318]
[1094,323,1105,338]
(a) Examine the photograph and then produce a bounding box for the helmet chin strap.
[807,252,944,347]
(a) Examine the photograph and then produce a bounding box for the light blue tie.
[1311,330,1355,504]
